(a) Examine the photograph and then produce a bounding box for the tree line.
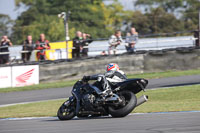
[0,0,199,45]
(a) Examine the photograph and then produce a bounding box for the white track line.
[1,111,200,121]
[0,84,199,108]
[0,98,66,108]
[0,87,177,108]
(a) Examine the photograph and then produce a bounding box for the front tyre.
[108,90,137,117]
[57,100,75,120]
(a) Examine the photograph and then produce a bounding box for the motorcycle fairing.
[114,78,148,94]
[71,81,83,115]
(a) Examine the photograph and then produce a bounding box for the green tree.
[12,0,125,44]
[146,7,184,34]
[123,11,151,35]
[122,8,184,35]
[135,0,184,12]
[102,0,125,31]
[0,14,13,37]
[135,0,200,32]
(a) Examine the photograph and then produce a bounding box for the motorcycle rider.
[82,63,127,97]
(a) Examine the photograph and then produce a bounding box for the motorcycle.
[57,78,149,120]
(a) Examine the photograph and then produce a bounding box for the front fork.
[64,96,75,106]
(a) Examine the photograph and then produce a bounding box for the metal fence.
[0,35,198,65]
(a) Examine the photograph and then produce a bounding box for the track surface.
[1,112,200,133]
[0,75,200,105]
[1,75,200,133]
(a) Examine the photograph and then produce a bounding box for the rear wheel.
[108,90,137,117]
[57,100,75,120]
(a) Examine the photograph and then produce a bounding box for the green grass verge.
[134,85,200,113]
[0,68,200,93]
[0,85,199,118]
[127,69,200,79]
[0,99,65,118]
[0,80,76,93]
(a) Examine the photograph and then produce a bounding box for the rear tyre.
[57,100,75,120]
[108,90,137,117]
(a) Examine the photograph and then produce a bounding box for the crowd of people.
[0,27,139,64]
[0,33,50,64]
[22,33,50,62]
[107,27,138,55]
[72,27,139,57]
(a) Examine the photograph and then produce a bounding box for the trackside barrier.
[0,41,73,60]
[0,36,197,60]
[0,67,12,88]
[0,65,39,88]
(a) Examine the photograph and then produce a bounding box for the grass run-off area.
[0,69,200,93]
[0,84,200,118]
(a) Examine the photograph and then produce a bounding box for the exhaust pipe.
[136,95,148,107]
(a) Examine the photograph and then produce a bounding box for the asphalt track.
[1,75,200,133]
[0,75,200,106]
[0,112,200,133]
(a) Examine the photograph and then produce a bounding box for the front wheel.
[108,90,137,117]
[57,100,75,120]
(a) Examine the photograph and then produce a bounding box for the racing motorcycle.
[57,78,149,120]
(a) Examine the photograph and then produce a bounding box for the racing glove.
[82,76,90,82]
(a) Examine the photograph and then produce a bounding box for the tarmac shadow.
[43,115,122,122]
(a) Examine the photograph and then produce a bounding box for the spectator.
[194,29,199,47]
[101,50,107,56]
[108,30,123,55]
[0,35,12,64]
[125,27,138,53]
[72,31,83,58]
[35,33,50,61]
[81,33,93,57]
[22,35,34,62]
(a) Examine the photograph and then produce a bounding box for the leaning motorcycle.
[57,78,148,120]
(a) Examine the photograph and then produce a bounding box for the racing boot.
[101,89,113,97]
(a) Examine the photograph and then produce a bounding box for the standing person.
[125,27,138,52]
[35,33,50,61]
[72,31,83,58]
[0,35,12,64]
[101,50,107,56]
[81,33,93,57]
[22,35,34,62]
[194,28,199,47]
[108,30,123,55]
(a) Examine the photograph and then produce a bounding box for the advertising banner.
[0,67,12,88]
[12,65,39,87]
[32,41,73,61]
[49,41,73,59]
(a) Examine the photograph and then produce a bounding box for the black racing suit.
[83,70,127,96]
[22,40,34,62]
[81,37,93,57]
[0,41,10,64]
[72,37,83,58]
